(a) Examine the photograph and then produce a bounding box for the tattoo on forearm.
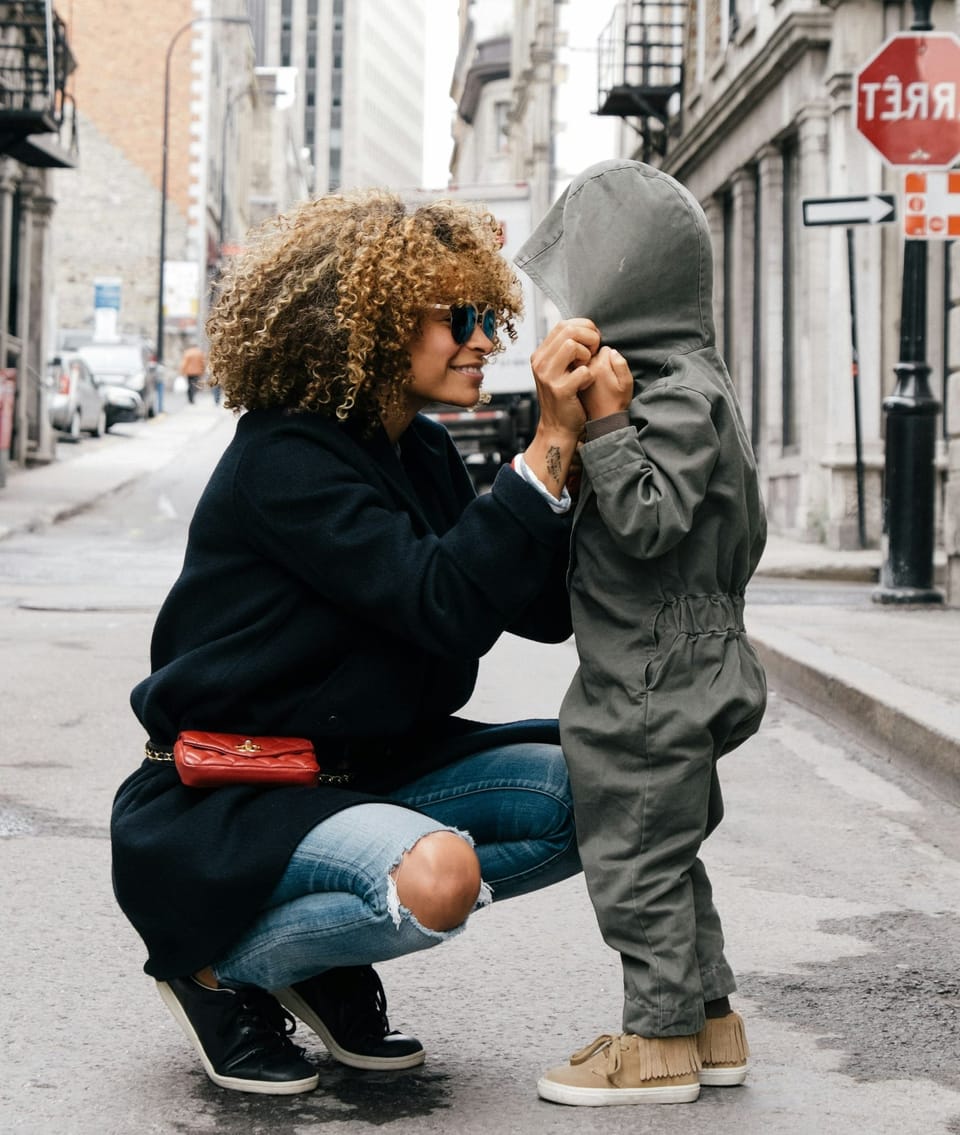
[546,445,562,485]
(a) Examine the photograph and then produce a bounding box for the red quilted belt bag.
[173,731,321,788]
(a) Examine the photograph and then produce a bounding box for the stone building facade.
[0,0,77,477]
[475,0,959,584]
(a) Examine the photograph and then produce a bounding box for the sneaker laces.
[225,986,303,1053]
[570,1034,620,1073]
[342,966,392,1039]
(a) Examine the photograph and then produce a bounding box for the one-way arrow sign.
[802,194,897,227]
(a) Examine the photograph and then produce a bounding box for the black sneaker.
[276,966,425,1070]
[156,976,319,1094]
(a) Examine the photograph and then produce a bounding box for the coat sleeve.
[232,433,570,659]
[579,381,720,560]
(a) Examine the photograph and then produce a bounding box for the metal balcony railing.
[597,0,685,159]
[0,0,77,165]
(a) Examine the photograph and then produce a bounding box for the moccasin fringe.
[622,1034,701,1081]
[696,1012,749,1065]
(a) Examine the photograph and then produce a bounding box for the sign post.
[802,195,897,547]
[854,7,950,603]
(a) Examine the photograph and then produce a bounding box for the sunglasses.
[430,303,497,345]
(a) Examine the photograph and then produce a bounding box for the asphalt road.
[2,411,959,1134]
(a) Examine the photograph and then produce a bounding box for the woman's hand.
[581,346,634,421]
[530,319,601,434]
[523,319,601,498]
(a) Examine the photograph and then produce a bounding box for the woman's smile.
[450,362,484,383]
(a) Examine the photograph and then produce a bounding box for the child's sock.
[704,996,731,1019]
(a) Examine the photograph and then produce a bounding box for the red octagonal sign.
[856,32,960,168]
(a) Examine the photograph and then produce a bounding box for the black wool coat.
[111,407,572,979]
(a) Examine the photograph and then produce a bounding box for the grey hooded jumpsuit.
[516,160,768,1039]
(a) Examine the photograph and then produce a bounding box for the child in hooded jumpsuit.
[517,160,768,1106]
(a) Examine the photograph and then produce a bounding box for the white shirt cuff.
[511,453,572,514]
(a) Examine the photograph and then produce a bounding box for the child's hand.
[580,346,634,421]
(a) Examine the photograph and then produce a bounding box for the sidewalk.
[0,402,229,542]
[2,409,958,802]
[749,541,960,803]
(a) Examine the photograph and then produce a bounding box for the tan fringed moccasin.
[696,1010,750,1086]
[537,1032,701,1106]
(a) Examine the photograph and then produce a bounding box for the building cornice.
[667,9,834,176]
[458,36,510,124]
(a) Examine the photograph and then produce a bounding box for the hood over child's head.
[515,160,717,380]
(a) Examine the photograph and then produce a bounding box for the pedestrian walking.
[179,342,207,404]
[111,188,594,1096]
[517,160,768,1106]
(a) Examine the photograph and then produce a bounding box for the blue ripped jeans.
[212,743,581,990]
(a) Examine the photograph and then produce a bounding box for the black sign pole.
[845,227,867,548]
[873,0,944,603]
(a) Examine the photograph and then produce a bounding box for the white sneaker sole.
[537,1076,701,1106]
[156,981,319,1095]
[700,1063,748,1086]
[275,985,426,1070]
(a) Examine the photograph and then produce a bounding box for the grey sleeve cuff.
[584,412,630,441]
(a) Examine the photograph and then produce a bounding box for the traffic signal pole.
[872,0,944,604]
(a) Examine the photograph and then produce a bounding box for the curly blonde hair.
[207,188,523,427]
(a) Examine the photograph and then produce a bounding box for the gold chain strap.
[144,742,174,762]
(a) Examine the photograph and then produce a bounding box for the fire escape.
[596,0,686,164]
[0,0,77,168]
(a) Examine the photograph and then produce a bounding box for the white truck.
[404,182,542,484]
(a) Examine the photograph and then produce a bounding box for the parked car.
[48,351,146,436]
[74,338,163,418]
[47,353,107,441]
[101,382,144,430]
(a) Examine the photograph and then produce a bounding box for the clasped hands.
[530,318,632,439]
[522,318,633,499]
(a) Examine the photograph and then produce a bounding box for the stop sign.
[855,32,960,167]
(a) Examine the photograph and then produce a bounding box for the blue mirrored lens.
[449,306,473,343]
[450,304,496,344]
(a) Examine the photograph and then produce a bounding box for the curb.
[754,563,879,584]
[750,625,960,805]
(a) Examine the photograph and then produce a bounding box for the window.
[781,137,798,450]
[494,100,510,153]
[751,164,761,452]
[721,188,733,370]
[7,187,22,337]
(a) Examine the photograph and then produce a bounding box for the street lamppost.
[156,15,250,383]
[872,0,943,604]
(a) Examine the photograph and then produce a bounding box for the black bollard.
[873,239,943,604]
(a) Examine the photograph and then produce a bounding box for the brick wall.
[63,0,196,212]
[48,0,196,341]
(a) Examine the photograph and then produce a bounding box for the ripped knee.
[390,830,482,932]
